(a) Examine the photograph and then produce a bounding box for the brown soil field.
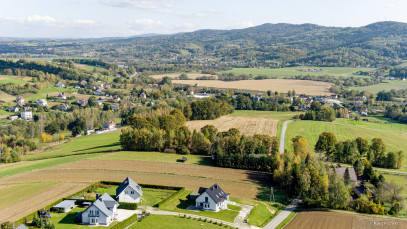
[0,182,89,222]
[285,211,407,229]
[186,116,279,136]
[150,73,218,80]
[174,79,332,95]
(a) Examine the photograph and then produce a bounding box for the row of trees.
[315,132,404,169]
[299,101,336,122]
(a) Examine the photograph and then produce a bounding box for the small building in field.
[139,92,147,99]
[52,200,76,213]
[15,224,29,229]
[59,104,69,111]
[20,111,32,120]
[103,121,116,130]
[8,115,18,120]
[15,96,24,104]
[75,99,87,107]
[36,99,48,107]
[56,82,65,88]
[195,184,229,212]
[80,80,87,86]
[58,92,67,100]
[8,106,19,112]
[116,177,143,203]
[81,193,119,226]
[334,167,358,184]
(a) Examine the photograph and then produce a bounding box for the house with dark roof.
[81,193,119,225]
[334,167,358,184]
[195,184,229,212]
[352,184,376,199]
[116,177,143,203]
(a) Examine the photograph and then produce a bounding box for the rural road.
[264,197,300,229]
[279,120,294,154]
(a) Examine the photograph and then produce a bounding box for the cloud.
[176,9,220,18]
[127,18,195,35]
[128,18,162,26]
[99,0,175,12]
[2,15,99,28]
[235,21,255,29]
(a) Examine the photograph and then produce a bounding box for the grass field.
[351,80,407,93]
[285,211,407,229]
[247,202,274,227]
[0,75,30,84]
[23,87,75,101]
[161,190,240,223]
[220,67,373,78]
[129,215,233,229]
[186,115,279,136]
[285,119,407,171]
[174,79,332,95]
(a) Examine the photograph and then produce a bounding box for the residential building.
[56,82,65,88]
[195,184,229,212]
[116,177,143,203]
[52,200,76,213]
[75,99,87,107]
[59,104,69,111]
[15,96,24,104]
[8,106,19,112]
[58,92,67,100]
[8,115,18,120]
[36,99,48,106]
[20,111,33,120]
[80,80,87,86]
[334,167,358,184]
[103,121,116,130]
[81,193,119,225]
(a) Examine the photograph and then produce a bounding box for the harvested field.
[0,160,269,200]
[174,79,332,95]
[150,73,217,80]
[284,211,407,229]
[0,182,89,222]
[186,116,279,136]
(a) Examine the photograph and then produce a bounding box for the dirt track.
[186,116,279,136]
[285,211,407,229]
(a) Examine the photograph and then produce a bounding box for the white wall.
[117,186,141,203]
[81,205,109,225]
[195,192,219,211]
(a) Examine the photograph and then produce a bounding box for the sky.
[0,0,406,38]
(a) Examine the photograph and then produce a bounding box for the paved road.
[264,197,300,229]
[279,120,294,154]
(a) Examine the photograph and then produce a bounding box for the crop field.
[285,211,407,229]
[285,119,407,171]
[150,73,217,80]
[186,115,279,136]
[173,79,332,95]
[129,215,230,229]
[351,80,407,94]
[0,182,89,222]
[231,110,298,121]
[220,67,373,78]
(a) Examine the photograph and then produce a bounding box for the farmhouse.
[8,106,19,112]
[56,82,65,88]
[20,111,32,120]
[52,200,76,213]
[116,177,143,203]
[139,92,147,99]
[334,167,358,184]
[8,115,18,120]
[36,99,48,106]
[81,193,119,225]
[103,121,116,130]
[195,184,229,212]
[75,99,87,107]
[59,104,69,111]
[58,92,67,100]
[15,96,24,104]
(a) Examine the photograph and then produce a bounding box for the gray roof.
[15,225,29,229]
[334,167,358,182]
[87,193,118,217]
[198,184,229,204]
[53,200,76,208]
[116,177,143,197]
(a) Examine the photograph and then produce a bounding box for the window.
[205,197,208,202]
[131,191,134,194]
[90,210,93,215]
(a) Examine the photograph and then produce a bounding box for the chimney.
[96,192,100,199]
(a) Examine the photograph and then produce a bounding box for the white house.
[116,177,143,203]
[103,121,116,130]
[8,106,19,112]
[195,184,229,212]
[56,82,65,88]
[36,99,48,106]
[52,200,76,213]
[20,111,32,120]
[15,96,24,104]
[8,115,18,120]
[59,104,69,111]
[58,92,67,100]
[81,193,119,225]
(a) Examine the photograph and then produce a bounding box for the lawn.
[49,206,119,229]
[161,190,239,223]
[247,202,274,227]
[351,80,407,94]
[0,182,57,209]
[0,75,30,85]
[23,87,75,101]
[285,119,407,171]
[129,215,235,229]
[220,66,373,79]
[382,174,407,199]
[94,151,213,166]
[24,132,121,160]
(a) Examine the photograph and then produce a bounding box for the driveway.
[279,120,294,154]
[116,209,138,222]
[264,197,300,229]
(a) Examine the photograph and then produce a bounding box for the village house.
[195,184,229,212]
[8,106,19,112]
[334,167,358,185]
[116,177,143,203]
[59,104,69,111]
[15,96,24,104]
[58,92,67,100]
[52,200,76,213]
[75,99,87,107]
[97,100,103,106]
[20,111,32,120]
[98,84,104,90]
[139,92,147,99]
[74,85,81,89]
[80,80,87,86]
[55,82,65,88]
[36,99,48,107]
[111,104,119,111]
[88,85,96,90]
[94,89,103,96]
[8,115,18,120]
[103,121,116,130]
[80,193,119,225]
[254,94,262,101]
[354,101,364,107]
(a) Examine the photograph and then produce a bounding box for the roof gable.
[334,167,358,182]
[116,177,143,197]
[198,184,229,204]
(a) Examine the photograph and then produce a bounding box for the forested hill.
[2,21,407,67]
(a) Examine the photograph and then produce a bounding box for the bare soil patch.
[174,79,332,95]
[150,73,218,80]
[0,182,89,222]
[285,211,407,229]
[186,116,278,136]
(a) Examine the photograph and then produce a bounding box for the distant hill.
[2,21,407,67]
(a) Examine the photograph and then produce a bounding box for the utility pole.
[270,187,275,205]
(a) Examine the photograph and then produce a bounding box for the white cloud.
[235,21,255,29]
[128,18,162,26]
[176,10,220,18]
[127,18,196,35]
[5,15,57,25]
[100,0,175,11]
